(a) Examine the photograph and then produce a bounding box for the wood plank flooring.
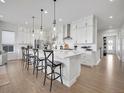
[0,55,124,93]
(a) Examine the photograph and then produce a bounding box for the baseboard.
[95,58,101,66]
[59,72,80,87]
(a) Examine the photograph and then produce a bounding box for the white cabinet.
[0,53,7,65]
[86,15,94,26]
[71,23,77,42]
[80,51,100,67]
[86,26,94,43]
[71,15,96,44]
[77,22,86,43]
[71,20,86,43]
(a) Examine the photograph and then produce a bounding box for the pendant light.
[53,0,56,31]
[40,9,43,34]
[32,16,35,37]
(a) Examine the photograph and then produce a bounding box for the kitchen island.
[54,50,83,87]
[30,49,100,87]
[38,49,83,87]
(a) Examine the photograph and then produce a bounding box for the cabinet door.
[76,23,86,43]
[87,15,94,26]
[86,26,94,43]
[71,23,77,42]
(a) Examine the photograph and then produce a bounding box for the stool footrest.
[46,72,61,80]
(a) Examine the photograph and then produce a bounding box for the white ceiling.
[0,0,124,31]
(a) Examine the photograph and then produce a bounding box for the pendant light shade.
[53,0,56,31]
[40,9,43,34]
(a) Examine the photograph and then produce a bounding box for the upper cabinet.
[71,15,97,44]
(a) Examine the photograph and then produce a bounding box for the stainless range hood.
[63,24,72,40]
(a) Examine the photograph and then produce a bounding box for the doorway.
[106,36,116,54]
[103,36,116,56]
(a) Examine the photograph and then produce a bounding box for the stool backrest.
[43,50,54,66]
[26,47,33,55]
[33,48,39,58]
[25,47,29,55]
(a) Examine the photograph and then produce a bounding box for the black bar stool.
[25,48,35,70]
[43,50,63,92]
[33,49,45,78]
[21,47,27,67]
[21,47,25,61]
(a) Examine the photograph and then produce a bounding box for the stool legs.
[43,65,63,92]
[43,66,47,86]
[33,60,36,75]
[27,59,30,70]
[50,69,54,92]
[60,65,63,84]
[36,61,39,78]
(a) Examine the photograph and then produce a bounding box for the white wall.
[0,29,2,50]
[97,31,102,49]
[118,25,124,62]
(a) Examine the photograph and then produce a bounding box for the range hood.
[63,24,72,40]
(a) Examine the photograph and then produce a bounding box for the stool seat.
[38,57,45,61]
[29,54,35,58]
[47,61,62,67]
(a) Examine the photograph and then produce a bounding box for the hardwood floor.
[0,55,124,93]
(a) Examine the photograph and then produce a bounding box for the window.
[3,45,14,52]
[2,31,15,52]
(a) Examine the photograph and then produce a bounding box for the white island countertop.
[54,49,84,59]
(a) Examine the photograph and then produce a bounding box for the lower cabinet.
[0,53,7,66]
[80,51,100,67]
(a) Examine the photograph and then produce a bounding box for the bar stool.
[43,50,63,92]
[21,47,25,61]
[21,47,27,67]
[33,49,45,78]
[25,48,35,70]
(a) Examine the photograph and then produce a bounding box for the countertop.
[29,49,99,59]
[54,49,84,58]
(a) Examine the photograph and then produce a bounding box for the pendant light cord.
[41,9,43,31]
[53,0,56,26]
[32,16,35,33]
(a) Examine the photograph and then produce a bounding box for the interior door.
[106,36,116,54]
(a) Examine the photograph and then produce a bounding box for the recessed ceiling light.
[0,15,4,18]
[109,16,113,19]
[109,0,114,2]
[25,21,28,25]
[44,10,48,14]
[59,18,62,22]
[0,0,5,3]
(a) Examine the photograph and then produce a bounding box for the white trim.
[95,58,101,66]
[57,72,80,87]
